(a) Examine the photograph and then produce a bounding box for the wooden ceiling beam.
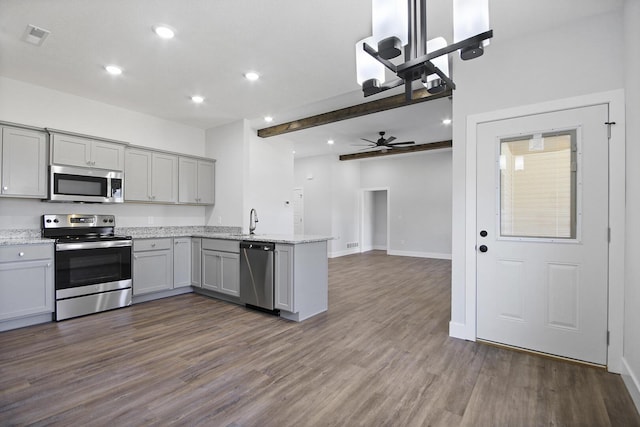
[338,140,452,161]
[257,88,452,138]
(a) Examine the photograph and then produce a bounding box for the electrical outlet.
[147,216,154,225]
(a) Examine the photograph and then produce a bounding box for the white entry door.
[476,104,609,365]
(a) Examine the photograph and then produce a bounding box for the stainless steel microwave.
[49,165,124,203]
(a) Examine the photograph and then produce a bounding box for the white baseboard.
[328,247,360,258]
[372,245,387,250]
[622,357,640,413]
[387,249,452,260]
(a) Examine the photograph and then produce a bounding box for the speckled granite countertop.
[121,226,332,244]
[0,229,53,246]
[0,226,332,246]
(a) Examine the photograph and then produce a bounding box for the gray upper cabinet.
[178,157,215,205]
[51,133,124,171]
[125,148,178,203]
[1,127,47,198]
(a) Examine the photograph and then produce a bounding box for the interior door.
[476,104,609,365]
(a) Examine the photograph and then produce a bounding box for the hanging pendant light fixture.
[356,0,493,100]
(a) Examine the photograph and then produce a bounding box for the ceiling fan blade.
[360,138,377,144]
[384,136,396,144]
[350,143,374,147]
[387,141,415,146]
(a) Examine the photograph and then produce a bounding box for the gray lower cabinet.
[191,238,202,287]
[274,244,294,312]
[173,237,191,288]
[132,238,173,295]
[0,244,54,324]
[1,127,48,199]
[201,239,239,297]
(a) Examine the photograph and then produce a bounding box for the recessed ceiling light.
[292,150,296,154]
[442,118,452,125]
[105,65,123,75]
[191,95,204,104]
[153,25,175,39]
[244,71,260,81]
[327,139,335,145]
[264,116,273,123]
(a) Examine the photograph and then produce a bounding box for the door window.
[499,130,577,239]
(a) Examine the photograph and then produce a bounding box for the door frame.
[463,89,625,372]
[360,187,390,254]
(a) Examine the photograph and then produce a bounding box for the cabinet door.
[133,250,173,295]
[191,238,202,287]
[151,153,178,203]
[52,134,91,167]
[1,127,47,198]
[124,149,152,201]
[92,141,124,171]
[178,157,197,204]
[274,244,294,312]
[173,238,191,288]
[202,249,221,292]
[197,160,215,205]
[219,252,239,297]
[0,259,53,321]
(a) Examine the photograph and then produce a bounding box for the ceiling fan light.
[454,0,490,50]
[372,0,408,57]
[356,36,385,86]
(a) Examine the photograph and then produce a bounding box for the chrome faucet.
[249,208,259,234]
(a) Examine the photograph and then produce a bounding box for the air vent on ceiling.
[22,24,51,46]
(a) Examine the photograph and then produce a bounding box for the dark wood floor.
[1,251,639,426]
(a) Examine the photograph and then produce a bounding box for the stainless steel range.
[42,214,132,321]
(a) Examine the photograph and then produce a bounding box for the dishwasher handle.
[240,241,275,251]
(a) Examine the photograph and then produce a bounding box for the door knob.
[480,230,488,237]
[479,245,488,253]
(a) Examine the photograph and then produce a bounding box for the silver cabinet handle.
[19,252,25,257]
[134,255,138,259]
[151,243,156,247]
[47,263,51,267]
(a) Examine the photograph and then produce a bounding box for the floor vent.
[346,242,359,249]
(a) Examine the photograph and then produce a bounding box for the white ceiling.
[0,0,624,158]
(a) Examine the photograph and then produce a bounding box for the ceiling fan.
[354,131,415,150]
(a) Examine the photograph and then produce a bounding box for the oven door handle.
[56,240,132,251]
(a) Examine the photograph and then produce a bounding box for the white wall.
[623,0,640,410]
[246,134,294,234]
[204,121,247,228]
[295,149,452,258]
[373,191,388,249]
[450,10,625,327]
[361,191,374,251]
[205,121,294,234]
[0,76,208,229]
[360,149,452,258]
[0,77,205,156]
[330,159,361,255]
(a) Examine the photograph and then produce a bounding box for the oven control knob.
[103,219,108,223]
[53,219,59,223]
[46,219,51,223]
[109,219,113,223]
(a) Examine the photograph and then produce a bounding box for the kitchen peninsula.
[125,226,331,322]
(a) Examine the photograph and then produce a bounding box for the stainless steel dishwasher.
[239,241,278,314]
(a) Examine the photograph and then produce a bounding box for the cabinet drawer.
[202,239,239,253]
[0,244,53,263]
[133,238,172,252]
